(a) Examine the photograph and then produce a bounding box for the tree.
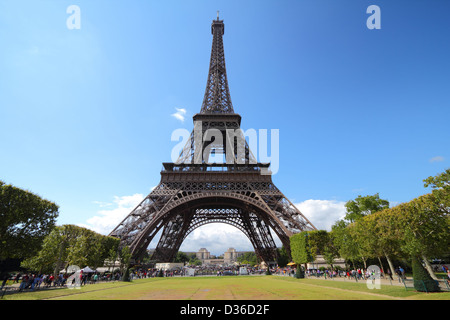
[331,220,360,269]
[107,247,118,273]
[0,181,59,264]
[307,230,338,270]
[333,193,390,269]
[398,194,449,280]
[237,252,258,266]
[308,230,329,262]
[322,231,339,270]
[188,255,202,266]
[290,231,313,277]
[21,224,79,274]
[344,193,389,223]
[364,208,403,277]
[347,222,371,269]
[20,224,120,274]
[276,247,289,268]
[119,246,132,281]
[420,168,450,278]
[423,168,450,190]
[174,252,189,265]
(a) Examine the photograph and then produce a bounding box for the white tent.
[81,266,96,273]
[186,268,195,277]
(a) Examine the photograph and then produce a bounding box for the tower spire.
[200,16,234,113]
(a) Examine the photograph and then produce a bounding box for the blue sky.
[1,0,449,255]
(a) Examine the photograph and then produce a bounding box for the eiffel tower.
[109,15,316,264]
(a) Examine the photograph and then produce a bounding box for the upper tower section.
[199,15,234,114]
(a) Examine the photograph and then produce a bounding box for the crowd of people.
[306,268,385,280]
[2,265,259,292]
[129,265,267,278]
[1,271,123,292]
[273,266,409,282]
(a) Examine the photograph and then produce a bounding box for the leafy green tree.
[21,225,120,274]
[295,264,304,278]
[107,247,119,272]
[276,247,289,268]
[344,193,389,223]
[398,193,449,280]
[119,246,132,281]
[351,217,378,269]
[423,168,450,190]
[188,255,202,266]
[332,193,389,269]
[174,252,189,265]
[237,252,258,266]
[67,234,89,268]
[290,231,313,275]
[25,224,81,274]
[306,230,338,270]
[308,230,329,262]
[322,231,340,270]
[362,208,403,276]
[0,181,59,263]
[101,236,120,269]
[420,169,450,278]
[331,220,360,269]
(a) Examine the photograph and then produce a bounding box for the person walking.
[399,266,405,280]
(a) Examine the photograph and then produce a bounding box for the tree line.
[20,224,122,275]
[290,169,449,289]
[0,181,125,277]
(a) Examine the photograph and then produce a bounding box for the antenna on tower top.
[217,11,219,20]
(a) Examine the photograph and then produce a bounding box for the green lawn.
[3,276,449,300]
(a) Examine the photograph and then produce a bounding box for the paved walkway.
[303,275,406,286]
[276,273,450,291]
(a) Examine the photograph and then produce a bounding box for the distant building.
[307,255,346,269]
[185,248,252,266]
[149,247,254,266]
[224,248,240,262]
[196,248,211,260]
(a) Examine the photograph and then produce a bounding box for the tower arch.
[128,194,292,263]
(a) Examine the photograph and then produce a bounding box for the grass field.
[3,276,450,301]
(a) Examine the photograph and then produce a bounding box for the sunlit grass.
[3,276,449,300]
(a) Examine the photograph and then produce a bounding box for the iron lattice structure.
[109,17,316,264]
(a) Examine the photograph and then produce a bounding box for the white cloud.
[92,200,112,208]
[180,224,255,256]
[429,156,444,163]
[294,199,346,231]
[171,108,187,122]
[180,223,286,256]
[83,193,145,235]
